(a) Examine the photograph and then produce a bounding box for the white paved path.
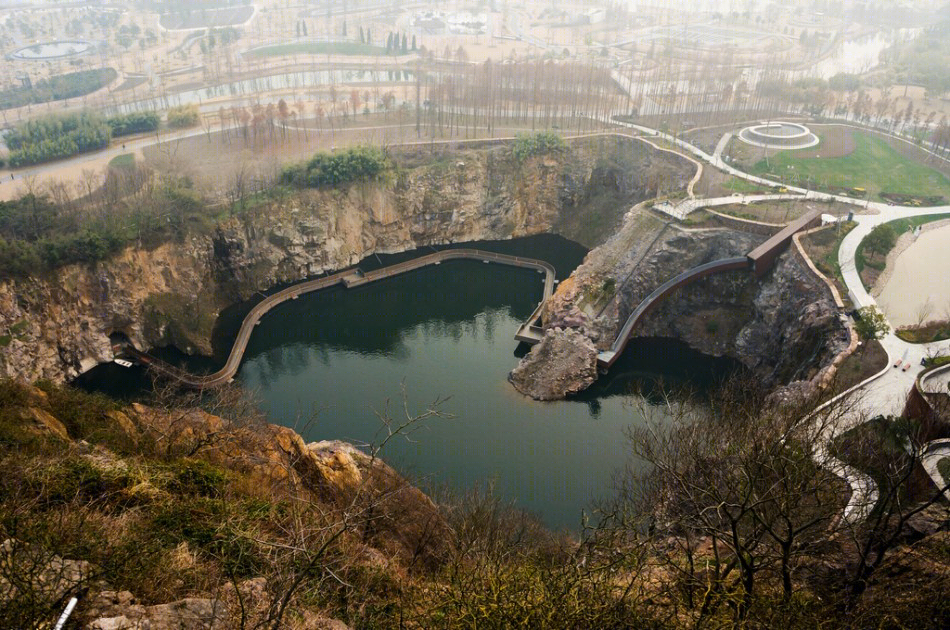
[609,117,950,522]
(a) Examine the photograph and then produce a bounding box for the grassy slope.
[750,131,950,201]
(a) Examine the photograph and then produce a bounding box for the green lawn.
[108,153,135,170]
[749,131,950,202]
[248,42,391,57]
[722,176,771,194]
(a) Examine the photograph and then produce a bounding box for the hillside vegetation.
[1,377,947,629]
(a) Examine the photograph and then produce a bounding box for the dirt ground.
[833,339,888,393]
[714,200,853,224]
[877,222,950,328]
[141,117,595,196]
[794,125,855,159]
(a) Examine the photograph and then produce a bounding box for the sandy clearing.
[877,222,950,328]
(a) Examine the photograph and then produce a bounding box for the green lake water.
[77,235,739,529]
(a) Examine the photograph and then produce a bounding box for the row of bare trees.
[602,375,950,628]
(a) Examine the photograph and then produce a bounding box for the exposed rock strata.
[0,138,692,383]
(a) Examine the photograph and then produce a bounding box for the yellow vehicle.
[777,187,788,193]
[852,187,866,193]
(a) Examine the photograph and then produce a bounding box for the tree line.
[0,68,117,111]
[6,110,160,167]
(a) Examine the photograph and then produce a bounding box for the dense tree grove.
[6,112,111,167]
[0,195,123,277]
[281,146,390,187]
[106,111,160,137]
[5,111,160,167]
[0,68,117,111]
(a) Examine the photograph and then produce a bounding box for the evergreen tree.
[366,28,371,44]
[342,20,347,37]
[302,21,307,36]
[412,35,417,51]
[401,33,407,53]
[360,26,365,43]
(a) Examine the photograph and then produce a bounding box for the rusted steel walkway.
[130,249,555,388]
[595,208,821,369]
[596,257,750,368]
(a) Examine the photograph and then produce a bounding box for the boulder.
[509,327,599,400]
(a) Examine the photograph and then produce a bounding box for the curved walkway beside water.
[597,257,749,368]
[130,248,555,388]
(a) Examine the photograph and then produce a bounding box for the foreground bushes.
[280,146,391,187]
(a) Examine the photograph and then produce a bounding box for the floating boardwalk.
[129,249,556,389]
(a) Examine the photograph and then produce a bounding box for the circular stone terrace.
[737,121,819,150]
[10,40,92,60]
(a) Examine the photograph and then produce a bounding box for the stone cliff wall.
[0,137,693,383]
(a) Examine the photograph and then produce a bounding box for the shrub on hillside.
[167,104,200,129]
[511,131,566,162]
[280,146,391,188]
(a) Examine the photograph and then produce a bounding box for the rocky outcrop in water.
[0,138,693,383]
[509,327,599,400]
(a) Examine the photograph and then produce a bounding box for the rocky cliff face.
[511,209,848,400]
[0,137,692,383]
[2,382,435,630]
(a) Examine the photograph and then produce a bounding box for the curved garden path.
[609,116,950,523]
